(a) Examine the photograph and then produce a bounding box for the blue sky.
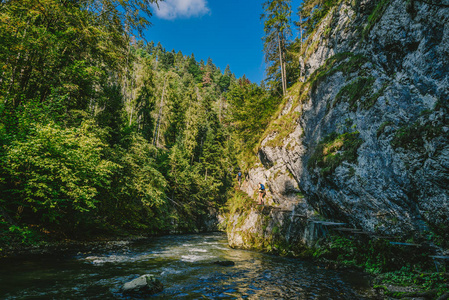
[144,0,276,84]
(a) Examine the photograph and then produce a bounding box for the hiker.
[237,171,242,187]
[257,182,266,205]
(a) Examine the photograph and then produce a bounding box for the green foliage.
[95,135,170,234]
[316,235,425,272]
[160,52,175,70]
[96,84,126,145]
[4,121,117,224]
[226,191,254,217]
[187,56,203,84]
[260,82,309,148]
[299,0,341,36]
[261,0,292,94]
[362,0,391,40]
[313,234,448,296]
[227,80,282,169]
[0,0,243,246]
[0,0,129,109]
[264,111,302,147]
[313,236,358,265]
[117,135,166,207]
[391,121,445,150]
[217,74,231,92]
[377,268,448,297]
[333,77,375,111]
[308,131,363,177]
[429,224,449,248]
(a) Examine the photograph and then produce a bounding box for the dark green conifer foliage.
[97,84,125,146]
[160,52,175,70]
[188,55,203,83]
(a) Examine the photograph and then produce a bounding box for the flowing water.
[0,233,374,299]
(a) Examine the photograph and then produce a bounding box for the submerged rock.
[213,260,235,266]
[121,274,163,296]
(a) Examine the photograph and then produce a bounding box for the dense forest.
[0,0,288,247]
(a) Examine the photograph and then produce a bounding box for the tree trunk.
[283,57,287,93]
[278,31,286,96]
[153,77,167,147]
[129,73,134,126]
[299,14,303,79]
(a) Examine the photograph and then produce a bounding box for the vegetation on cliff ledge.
[308,131,363,177]
[391,121,448,151]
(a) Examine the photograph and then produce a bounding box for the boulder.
[121,274,163,296]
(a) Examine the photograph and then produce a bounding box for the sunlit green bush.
[4,121,117,224]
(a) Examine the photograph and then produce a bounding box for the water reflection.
[0,233,372,299]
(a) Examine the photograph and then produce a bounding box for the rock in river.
[213,260,235,266]
[121,274,163,296]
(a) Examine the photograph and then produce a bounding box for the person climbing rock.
[237,171,242,187]
[257,182,266,205]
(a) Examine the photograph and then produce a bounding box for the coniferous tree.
[261,0,292,96]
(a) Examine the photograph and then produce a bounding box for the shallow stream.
[0,233,374,299]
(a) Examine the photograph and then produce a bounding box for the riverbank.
[0,233,153,258]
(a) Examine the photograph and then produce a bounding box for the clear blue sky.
[143,0,275,84]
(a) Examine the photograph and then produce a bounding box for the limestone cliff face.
[228,0,449,252]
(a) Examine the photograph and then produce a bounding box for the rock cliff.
[227,0,449,254]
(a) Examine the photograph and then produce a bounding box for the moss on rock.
[308,131,364,177]
[362,0,392,40]
[333,76,376,111]
[391,122,445,150]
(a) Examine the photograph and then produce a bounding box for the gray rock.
[121,274,163,296]
[227,0,449,253]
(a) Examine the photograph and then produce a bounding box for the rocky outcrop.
[228,0,449,252]
[121,274,163,296]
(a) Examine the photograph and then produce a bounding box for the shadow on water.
[0,233,374,299]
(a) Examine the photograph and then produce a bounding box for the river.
[0,232,375,299]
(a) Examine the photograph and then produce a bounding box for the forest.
[0,0,289,247]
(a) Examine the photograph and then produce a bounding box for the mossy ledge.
[308,131,363,177]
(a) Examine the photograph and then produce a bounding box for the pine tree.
[261,0,292,96]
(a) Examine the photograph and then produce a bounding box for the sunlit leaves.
[5,121,118,222]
